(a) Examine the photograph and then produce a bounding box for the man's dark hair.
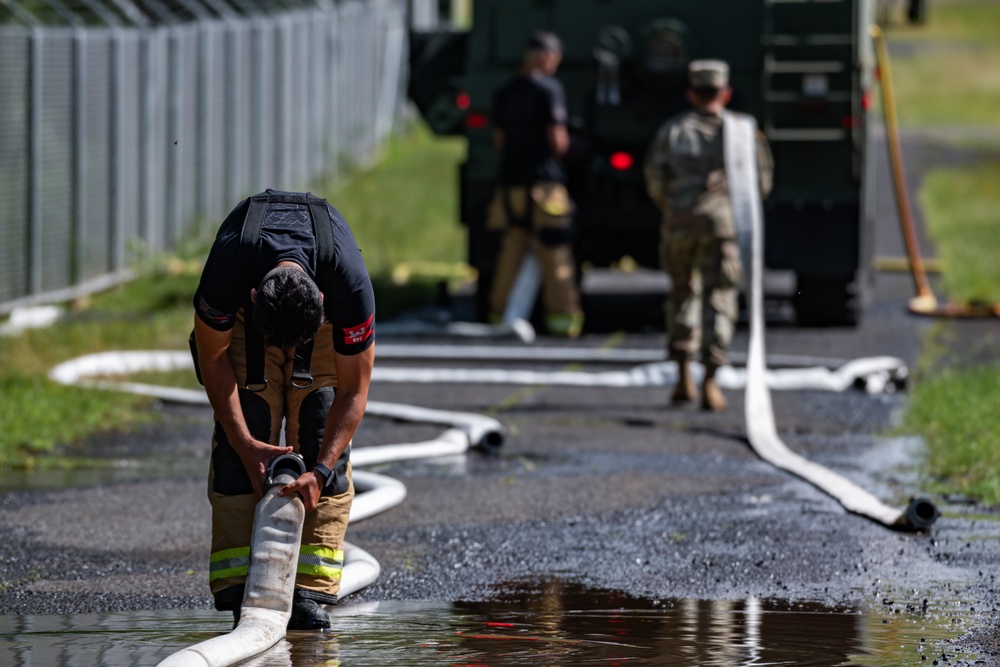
[690,86,724,105]
[253,267,324,349]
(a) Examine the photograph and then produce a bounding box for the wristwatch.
[311,463,335,489]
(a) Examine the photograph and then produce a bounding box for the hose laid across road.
[49,173,938,663]
[723,110,936,531]
[48,352,504,666]
[48,351,505,453]
[369,357,907,394]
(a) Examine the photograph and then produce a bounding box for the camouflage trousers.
[661,226,742,369]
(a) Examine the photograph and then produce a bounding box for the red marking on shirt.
[197,295,230,324]
[342,313,374,345]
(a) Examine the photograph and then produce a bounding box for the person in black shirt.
[487,31,583,337]
[192,189,375,630]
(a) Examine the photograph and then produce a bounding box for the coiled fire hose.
[47,353,503,666]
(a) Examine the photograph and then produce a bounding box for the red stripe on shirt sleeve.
[342,313,374,346]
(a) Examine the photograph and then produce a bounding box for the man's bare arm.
[547,123,569,157]
[194,316,291,497]
[279,343,375,512]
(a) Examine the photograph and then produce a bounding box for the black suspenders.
[240,192,335,392]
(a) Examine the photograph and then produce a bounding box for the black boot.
[288,591,330,630]
[213,584,245,630]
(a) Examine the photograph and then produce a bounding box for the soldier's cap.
[526,31,563,54]
[689,60,729,89]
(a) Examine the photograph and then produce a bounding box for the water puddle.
[0,457,205,495]
[0,582,975,666]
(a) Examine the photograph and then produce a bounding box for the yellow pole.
[869,24,937,311]
[452,0,472,29]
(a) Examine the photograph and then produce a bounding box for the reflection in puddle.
[0,582,974,666]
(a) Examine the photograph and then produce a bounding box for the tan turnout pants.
[487,184,583,336]
[207,309,354,606]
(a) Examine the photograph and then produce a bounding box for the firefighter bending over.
[192,189,375,629]
[487,31,584,337]
[644,60,773,411]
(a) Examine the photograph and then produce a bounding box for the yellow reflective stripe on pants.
[297,545,344,581]
[210,545,344,582]
[209,546,251,582]
[545,312,584,337]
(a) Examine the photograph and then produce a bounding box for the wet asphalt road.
[1,128,999,662]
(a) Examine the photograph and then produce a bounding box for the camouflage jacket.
[644,109,773,237]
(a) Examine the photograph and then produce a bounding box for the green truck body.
[410,0,879,326]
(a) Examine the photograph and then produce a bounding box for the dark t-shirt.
[194,190,375,356]
[492,72,567,185]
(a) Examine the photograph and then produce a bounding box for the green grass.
[901,363,1000,506]
[0,269,197,466]
[888,0,1000,43]
[908,162,1000,504]
[887,2,1000,506]
[0,123,467,465]
[919,161,1000,303]
[887,0,1000,127]
[320,124,466,278]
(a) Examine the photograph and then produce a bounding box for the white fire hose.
[48,352,505,667]
[48,141,940,663]
[723,111,936,531]
[156,456,307,667]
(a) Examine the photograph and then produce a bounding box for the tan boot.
[701,374,728,412]
[671,360,697,404]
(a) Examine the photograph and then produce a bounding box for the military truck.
[409,0,878,326]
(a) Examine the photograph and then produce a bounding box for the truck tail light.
[465,112,488,129]
[609,151,634,171]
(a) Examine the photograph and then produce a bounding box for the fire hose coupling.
[266,452,307,490]
[903,496,939,531]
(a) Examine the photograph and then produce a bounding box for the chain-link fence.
[0,0,419,312]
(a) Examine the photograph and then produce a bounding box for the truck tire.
[793,274,861,327]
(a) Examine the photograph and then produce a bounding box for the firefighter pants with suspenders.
[487,183,583,336]
[203,193,354,609]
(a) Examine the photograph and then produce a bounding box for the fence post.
[252,17,266,190]
[139,30,152,257]
[325,5,341,185]
[167,27,181,249]
[28,28,43,295]
[275,17,288,187]
[72,28,86,283]
[225,23,238,203]
[109,28,124,273]
[197,23,211,219]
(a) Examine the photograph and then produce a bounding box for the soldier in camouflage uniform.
[644,60,773,411]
